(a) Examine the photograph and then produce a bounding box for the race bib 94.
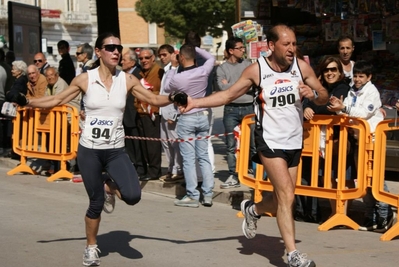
[84,116,118,142]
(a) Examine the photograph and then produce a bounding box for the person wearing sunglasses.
[303,56,355,221]
[76,43,94,73]
[134,48,164,181]
[22,32,177,266]
[57,40,76,85]
[33,52,50,75]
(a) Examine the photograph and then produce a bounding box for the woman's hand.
[327,95,344,112]
[303,107,315,121]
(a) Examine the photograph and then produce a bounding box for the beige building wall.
[118,0,165,49]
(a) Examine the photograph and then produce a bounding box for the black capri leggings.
[77,144,141,219]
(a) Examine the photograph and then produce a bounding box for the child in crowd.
[328,60,395,233]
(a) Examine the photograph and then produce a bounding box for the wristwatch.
[312,90,318,100]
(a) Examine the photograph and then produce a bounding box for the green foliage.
[135,0,236,39]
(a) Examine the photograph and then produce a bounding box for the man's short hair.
[184,31,201,48]
[180,44,196,60]
[77,43,94,59]
[57,40,70,49]
[353,60,373,77]
[225,37,244,53]
[44,66,59,76]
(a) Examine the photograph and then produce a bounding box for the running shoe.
[83,245,101,266]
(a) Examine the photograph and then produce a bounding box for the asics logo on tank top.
[270,84,294,95]
[263,73,274,79]
[90,118,114,126]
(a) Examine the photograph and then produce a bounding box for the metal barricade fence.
[237,114,372,232]
[7,105,79,182]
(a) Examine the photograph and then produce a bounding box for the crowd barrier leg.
[46,160,73,182]
[7,155,38,176]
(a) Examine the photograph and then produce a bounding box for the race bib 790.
[263,81,300,110]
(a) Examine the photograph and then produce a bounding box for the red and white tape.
[72,130,233,143]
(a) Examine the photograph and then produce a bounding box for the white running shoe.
[83,245,101,266]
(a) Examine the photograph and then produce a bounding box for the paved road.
[1,165,399,267]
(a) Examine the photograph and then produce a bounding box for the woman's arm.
[127,73,171,107]
[27,75,85,108]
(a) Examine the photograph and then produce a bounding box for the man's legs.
[256,156,297,252]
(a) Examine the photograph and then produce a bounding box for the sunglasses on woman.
[323,67,338,73]
[102,44,123,53]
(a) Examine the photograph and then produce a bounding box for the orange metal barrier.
[372,119,399,241]
[237,114,372,231]
[7,105,79,182]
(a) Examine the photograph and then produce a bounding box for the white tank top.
[343,60,354,86]
[255,57,304,150]
[80,67,127,149]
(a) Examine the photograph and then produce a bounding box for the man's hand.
[298,81,315,100]
[168,91,188,105]
[178,96,194,114]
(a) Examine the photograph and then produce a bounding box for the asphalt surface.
[1,106,399,266]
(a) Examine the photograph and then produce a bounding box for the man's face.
[270,29,297,69]
[45,68,58,86]
[33,53,46,69]
[338,39,354,62]
[27,67,39,83]
[121,53,135,72]
[138,50,155,71]
[76,47,86,63]
[58,45,68,56]
[158,49,172,66]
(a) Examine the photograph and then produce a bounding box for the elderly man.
[44,66,80,110]
[134,48,164,181]
[26,65,47,99]
[76,43,94,73]
[121,49,143,170]
[33,52,50,75]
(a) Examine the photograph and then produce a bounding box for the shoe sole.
[220,184,241,189]
[202,202,213,207]
[82,260,100,266]
[162,178,185,184]
[374,212,397,233]
[174,203,199,208]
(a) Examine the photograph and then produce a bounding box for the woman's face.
[11,65,22,78]
[322,62,341,85]
[96,36,122,67]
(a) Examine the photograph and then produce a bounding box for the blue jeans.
[177,111,214,200]
[223,104,255,177]
[363,182,391,221]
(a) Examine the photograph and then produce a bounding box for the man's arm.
[195,47,215,76]
[216,65,230,91]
